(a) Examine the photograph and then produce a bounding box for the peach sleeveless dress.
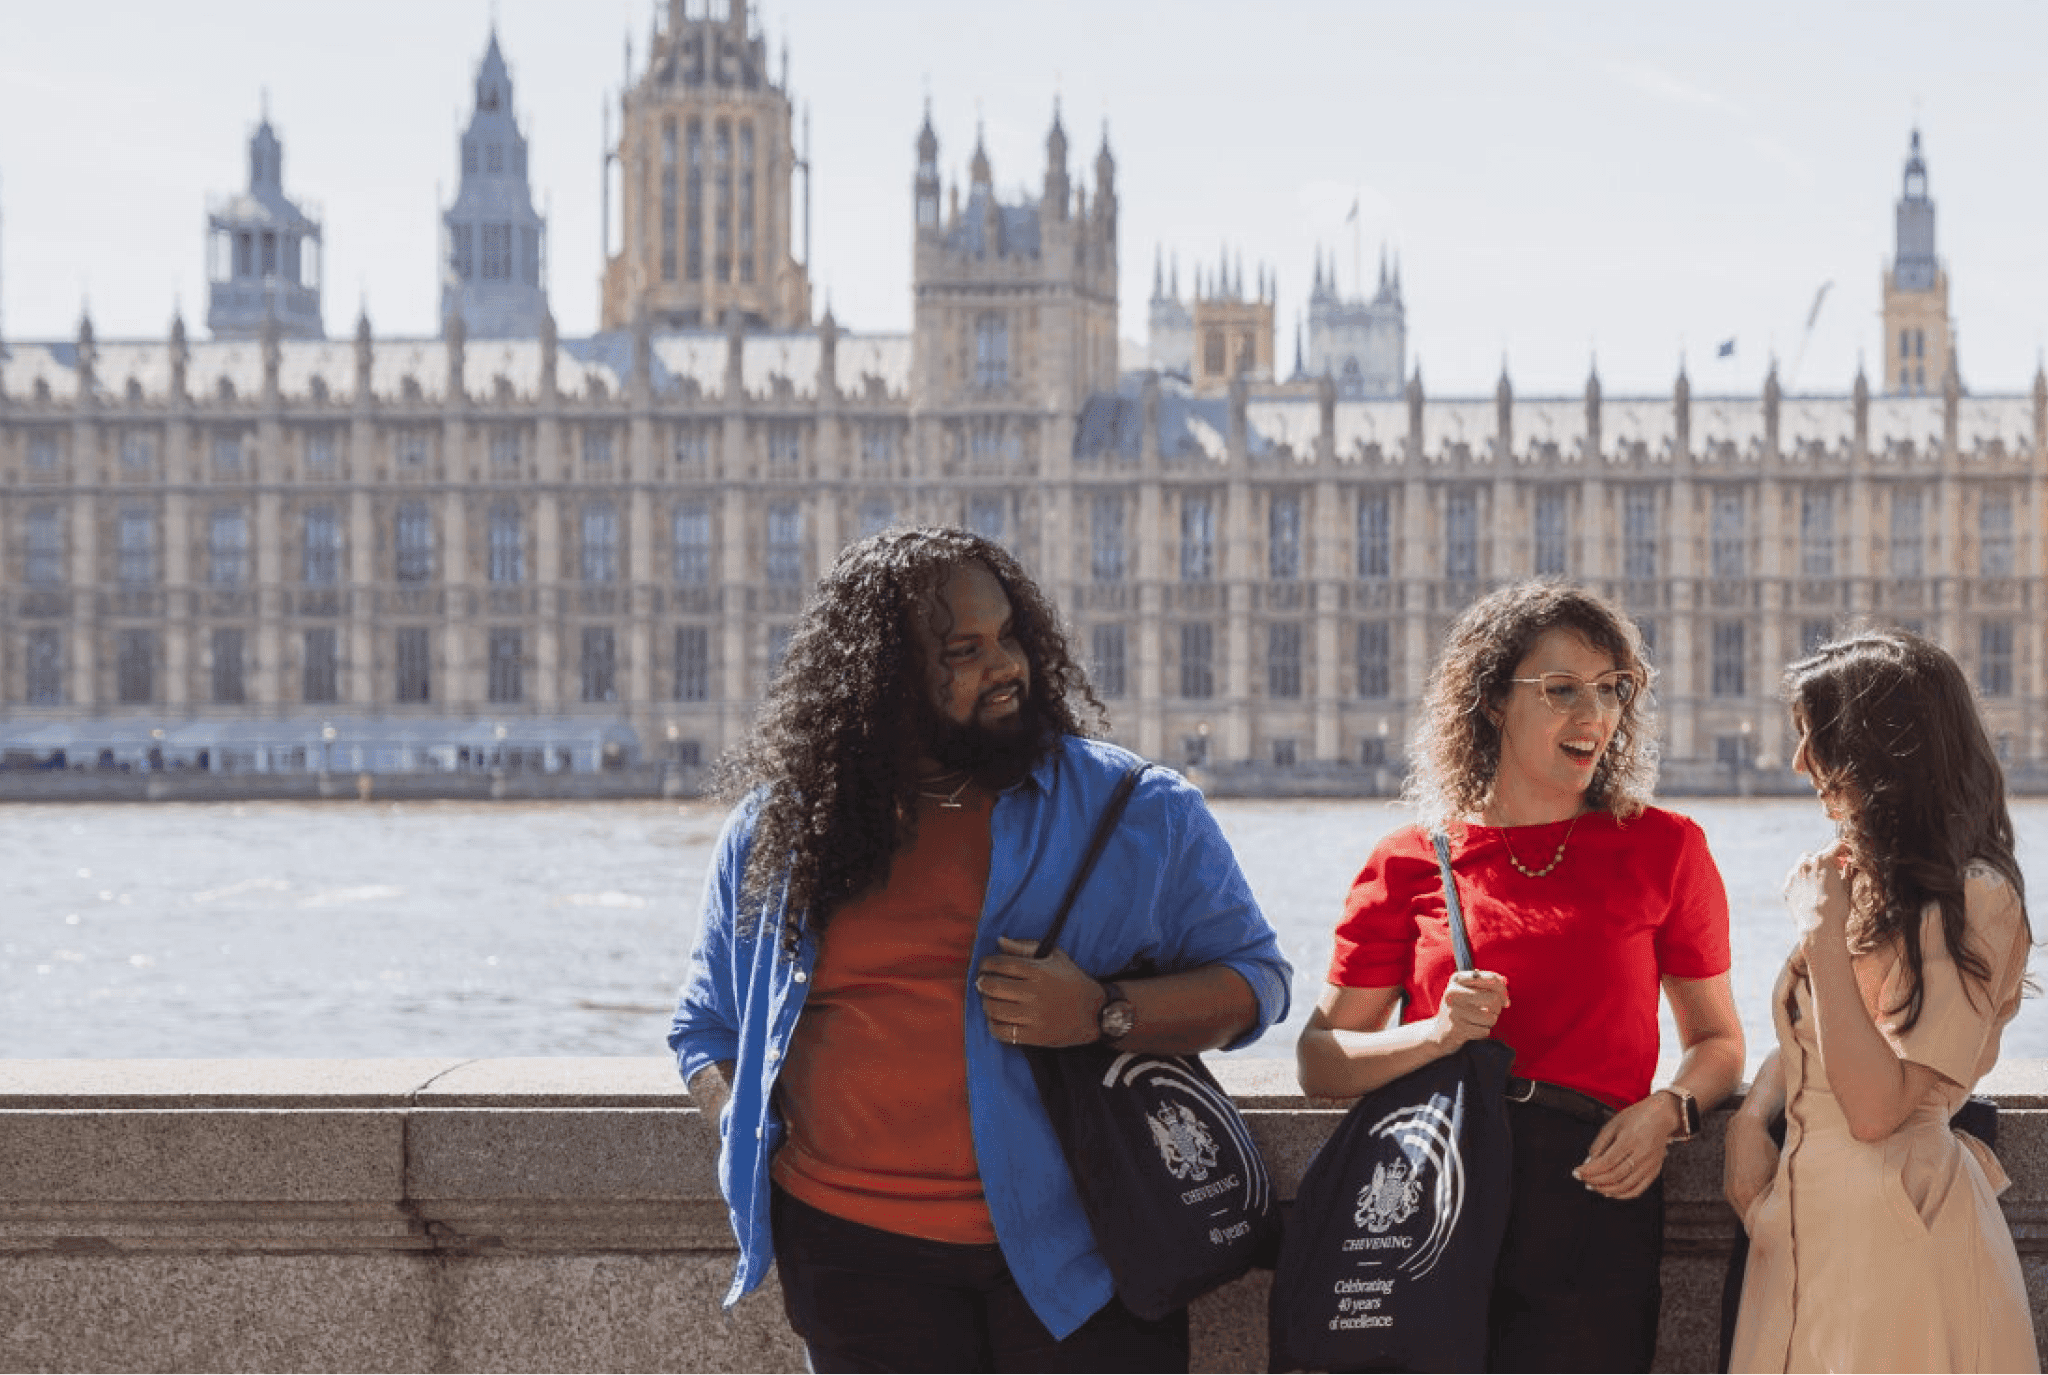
[1730,866,2036,1373]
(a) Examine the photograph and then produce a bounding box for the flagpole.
[1350,190,1361,300]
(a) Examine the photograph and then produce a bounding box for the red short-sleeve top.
[1328,807,1731,1109]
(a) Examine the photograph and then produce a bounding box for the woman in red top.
[1297,581,1745,1372]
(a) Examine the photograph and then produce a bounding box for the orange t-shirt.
[771,787,997,1243]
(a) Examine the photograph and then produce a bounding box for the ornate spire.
[969,121,991,186]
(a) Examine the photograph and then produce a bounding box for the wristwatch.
[1097,982,1136,1043]
[1659,1085,1701,1142]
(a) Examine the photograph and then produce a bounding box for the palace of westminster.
[0,1,2042,788]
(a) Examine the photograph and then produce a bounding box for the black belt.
[1505,1076,1616,1125]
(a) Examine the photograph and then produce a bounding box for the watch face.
[1100,1000,1137,1040]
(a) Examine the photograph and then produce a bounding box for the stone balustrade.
[6,1057,2048,1372]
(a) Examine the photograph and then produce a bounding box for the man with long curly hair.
[670,527,1290,1371]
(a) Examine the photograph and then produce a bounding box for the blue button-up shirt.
[668,735,1291,1339]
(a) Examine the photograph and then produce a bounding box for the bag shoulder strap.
[1430,830,1477,973]
[1033,760,1153,959]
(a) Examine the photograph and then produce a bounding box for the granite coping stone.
[0,1056,1303,1108]
[0,1110,408,1203]
[7,1054,2048,1110]
[0,1059,468,1109]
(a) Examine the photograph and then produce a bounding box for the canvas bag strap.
[1430,830,1478,974]
[1032,761,1154,959]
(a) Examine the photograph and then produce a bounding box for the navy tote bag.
[1026,762,1280,1321]
[1269,831,1514,1373]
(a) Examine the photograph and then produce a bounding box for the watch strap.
[1660,1085,1701,1141]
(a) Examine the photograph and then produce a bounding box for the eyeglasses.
[1510,671,1638,715]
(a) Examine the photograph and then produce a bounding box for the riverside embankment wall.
[6,1057,2048,1372]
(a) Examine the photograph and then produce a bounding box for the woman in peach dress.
[1726,631,2036,1373]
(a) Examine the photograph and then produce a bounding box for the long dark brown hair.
[717,527,1104,953]
[1786,629,2029,1031]
[1404,580,1658,829]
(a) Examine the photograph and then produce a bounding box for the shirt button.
[766,1046,780,1062]
[793,971,808,983]
[755,1127,763,1139]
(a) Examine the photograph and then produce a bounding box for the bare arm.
[1659,972,1748,1113]
[1294,972,1509,1099]
[686,1060,736,1127]
[1798,848,1944,1142]
[1723,1049,1785,1221]
[1575,972,1746,1199]
[976,938,1260,1053]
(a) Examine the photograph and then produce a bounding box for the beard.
[918,686,1053,786]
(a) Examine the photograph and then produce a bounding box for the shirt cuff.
[1214,957,1292,1053]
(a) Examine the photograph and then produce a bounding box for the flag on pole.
[1805,281,1833,331]
[1717,339,1736,358]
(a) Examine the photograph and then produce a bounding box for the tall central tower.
[1881,129,1952,396]
[600,0,810,330]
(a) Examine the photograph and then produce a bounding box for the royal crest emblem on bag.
[1354,1156,1423,1233]
[1146,1102,1220,1181]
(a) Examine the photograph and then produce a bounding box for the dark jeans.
[1489,1099,1664,1373]
[770,1186,1190,1373]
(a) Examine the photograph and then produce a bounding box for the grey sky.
[3,0,2044,395]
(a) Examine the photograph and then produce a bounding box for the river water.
[6,797,2047,1075]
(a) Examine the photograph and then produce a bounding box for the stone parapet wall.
[5,1057,2048,1372]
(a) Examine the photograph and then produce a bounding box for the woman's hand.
[1787,841,1853,943]
[1573,1093,1680,1200]
[1428,969,1510,1052]
[1722,1110,1781,1228]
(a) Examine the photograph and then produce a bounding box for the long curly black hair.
[718,527,1105,953]
[1786,629,2029,1032]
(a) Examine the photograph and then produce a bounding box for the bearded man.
[670,528,1290,1372]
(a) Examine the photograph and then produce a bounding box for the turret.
[1093,124,1116,230]
[442,30,549,338]
[206,106,325,340]
[1043,103,1069,222]
[914,103,941,233]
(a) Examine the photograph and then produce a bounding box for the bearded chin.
[922,696,1050,784]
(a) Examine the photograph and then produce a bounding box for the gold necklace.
[1498,811,1583,878]
[917,772,973,809]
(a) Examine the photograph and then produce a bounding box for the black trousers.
[770,1186,1190,1374]
[1488,1099,1665,1373]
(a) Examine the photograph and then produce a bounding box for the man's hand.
[686,1060,736,1132]
[976,936,1105,1048]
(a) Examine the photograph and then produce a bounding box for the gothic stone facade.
[2,318,2043,782]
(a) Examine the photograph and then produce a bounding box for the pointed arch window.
[974,314,1009,390]
[302,506,342,587]
[489,503,524,585]
[661,118,679,283]
[738,122,756,283]
[395,502,434,584]
[714,121,733,282]
[480,224,511,280]
[685,120,704,281]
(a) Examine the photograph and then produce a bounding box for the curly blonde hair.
[1402,581,1659,829]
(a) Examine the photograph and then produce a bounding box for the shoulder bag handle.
[1430,830,1477,974]
[1033,761,1154,959]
